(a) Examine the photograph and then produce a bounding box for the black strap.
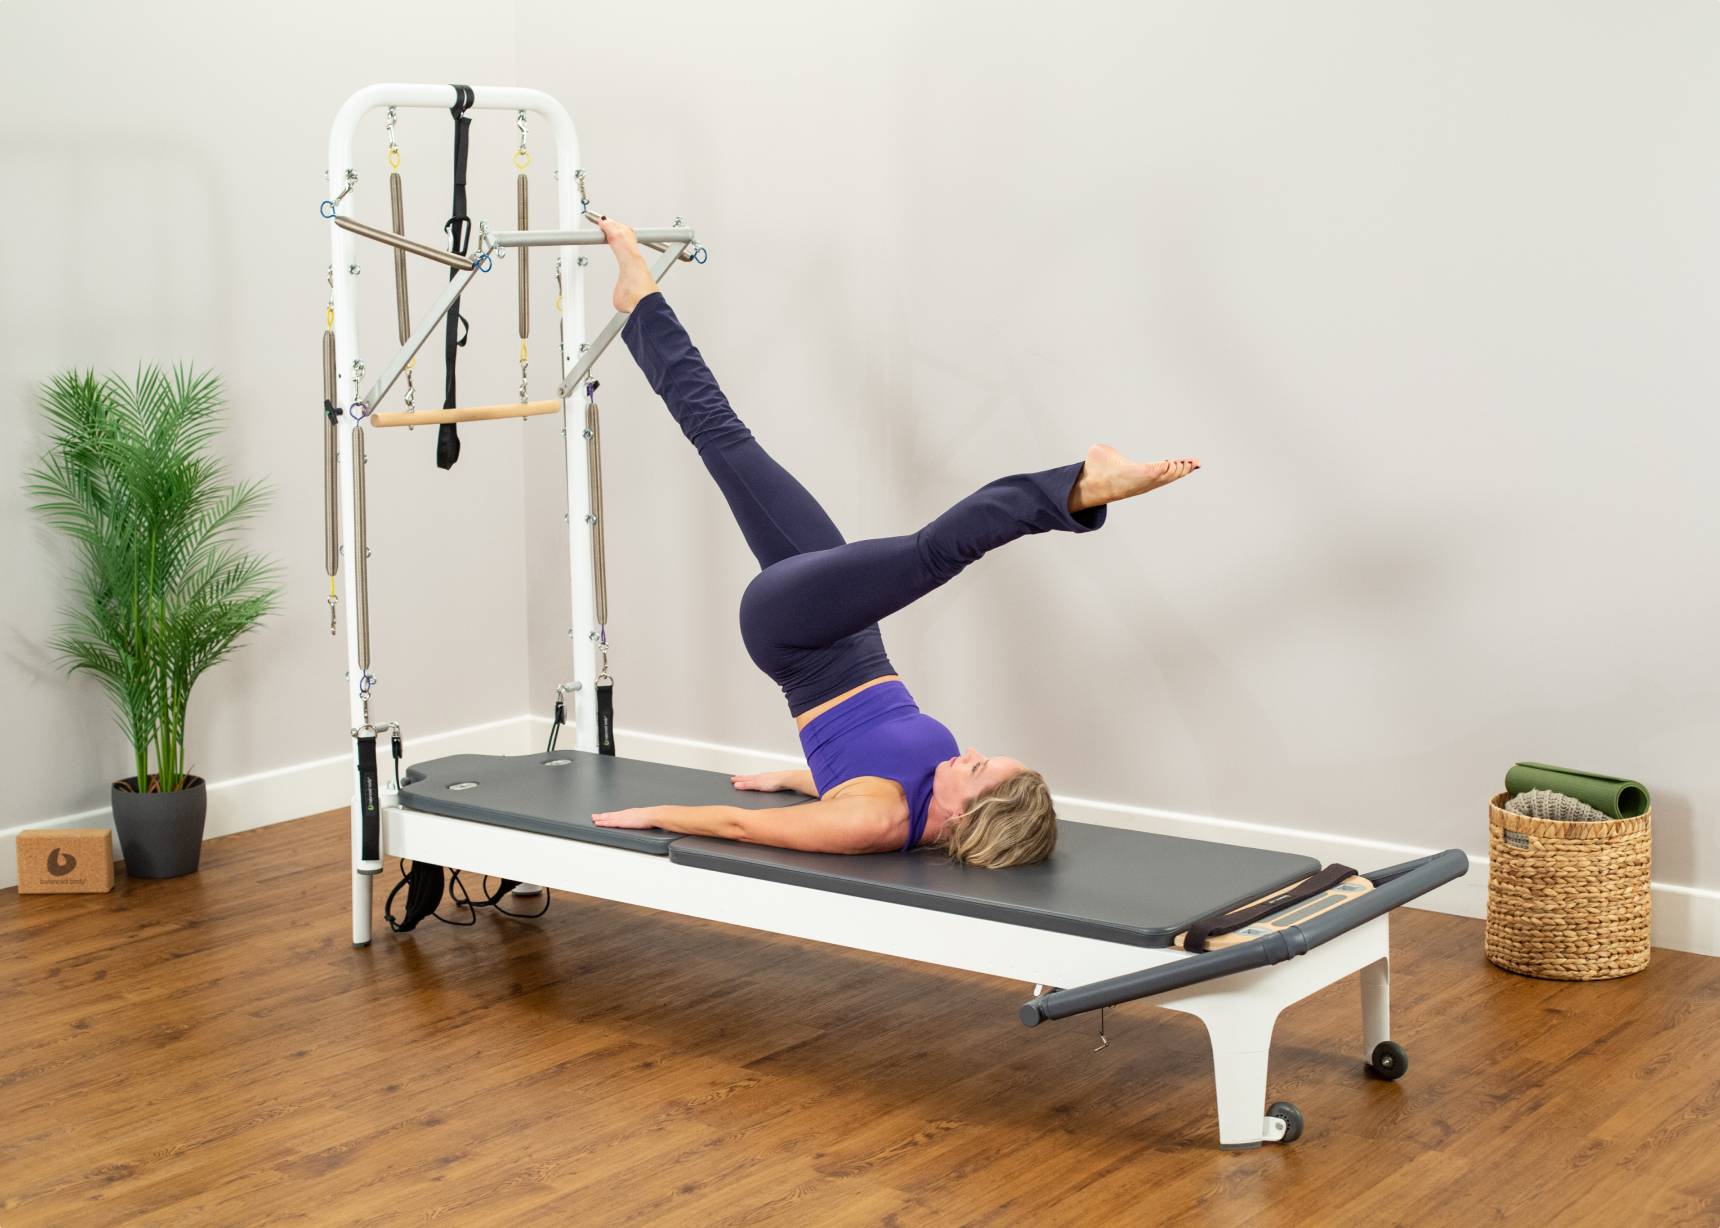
[384,861,530,932]
[356,732,381,862]
[385,860,446,932]
[437,84,475,470]
[1183,863,1357,953]
[596,680,616,755]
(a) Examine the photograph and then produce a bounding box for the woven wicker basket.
[1485,793,1651,980]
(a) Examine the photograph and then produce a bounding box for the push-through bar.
[557,242,691,397]
[354,262,482,414]
[489,225,697,250]
[1017,848,1469,1027]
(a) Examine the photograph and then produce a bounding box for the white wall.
[3,2,1715,939]
[516,0,1720,895]
[1,1,536,824]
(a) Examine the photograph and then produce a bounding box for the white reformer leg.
[1182,1002,1284,1149]
[352,771,397,948]
[352,868,373,947]
[1361,955,1391,1058]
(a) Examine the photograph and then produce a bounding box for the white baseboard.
[9,715,1716,958]
[0,715,532,891]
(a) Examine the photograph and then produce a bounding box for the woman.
[591,219,1198,867]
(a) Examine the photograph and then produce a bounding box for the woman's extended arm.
[593,794,899,854]
[730,769,818,795]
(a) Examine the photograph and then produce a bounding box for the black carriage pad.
[398,750,806,855]
[668,823,1322,948]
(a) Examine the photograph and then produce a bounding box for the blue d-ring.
[320,200,337,219]
[692,246,709,264]
[475,251,493,273]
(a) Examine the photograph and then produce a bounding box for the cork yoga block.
[16,828,116,894]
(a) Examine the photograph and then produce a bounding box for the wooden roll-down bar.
[369,399,561,428]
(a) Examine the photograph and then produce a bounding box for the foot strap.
[1181,863,1358,953]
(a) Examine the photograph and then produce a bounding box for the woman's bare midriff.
[793,674,903,731]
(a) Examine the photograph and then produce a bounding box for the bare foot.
[1068,444,1200,512]
[596,216,659,313]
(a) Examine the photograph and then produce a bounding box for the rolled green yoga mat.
[1504,763,1650,820]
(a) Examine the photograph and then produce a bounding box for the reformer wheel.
[1265,1101,1304,1144]
[1369,1040,1409,1080]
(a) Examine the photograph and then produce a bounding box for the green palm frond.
[27,365,282,792]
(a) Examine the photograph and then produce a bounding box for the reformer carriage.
[322,83,1465,1150]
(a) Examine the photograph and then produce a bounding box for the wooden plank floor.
[2,810,1717,1227]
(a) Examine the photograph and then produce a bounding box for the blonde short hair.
[942,770,1056,869]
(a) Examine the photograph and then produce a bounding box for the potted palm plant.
[28,367,280,878]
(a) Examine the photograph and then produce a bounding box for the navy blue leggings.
[622,292,1106,716]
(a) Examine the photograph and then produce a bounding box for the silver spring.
[322,327,338,405]
[584,393,608,628]
[389,171,410,343]
[517,172,530,340]
[353,426,372,671]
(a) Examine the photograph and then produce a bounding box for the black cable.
[474,874,552,919]
[383,859,552,931]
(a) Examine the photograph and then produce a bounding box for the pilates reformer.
[325,84,1467,1151]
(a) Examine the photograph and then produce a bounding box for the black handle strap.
[356,731,381,863]
[597,680,616,756]
[437,84,476,470]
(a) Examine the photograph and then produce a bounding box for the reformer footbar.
[1015,850,1468,1027]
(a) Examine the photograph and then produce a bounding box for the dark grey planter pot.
[111,776,207,879]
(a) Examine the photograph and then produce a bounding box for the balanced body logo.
[46,848,78,877]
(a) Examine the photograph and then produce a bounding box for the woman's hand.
[592,806,664,830]
[731,771,795,793]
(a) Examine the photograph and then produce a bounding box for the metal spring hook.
[320,169,358,218]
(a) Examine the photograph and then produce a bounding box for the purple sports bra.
[799,680,959,850]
